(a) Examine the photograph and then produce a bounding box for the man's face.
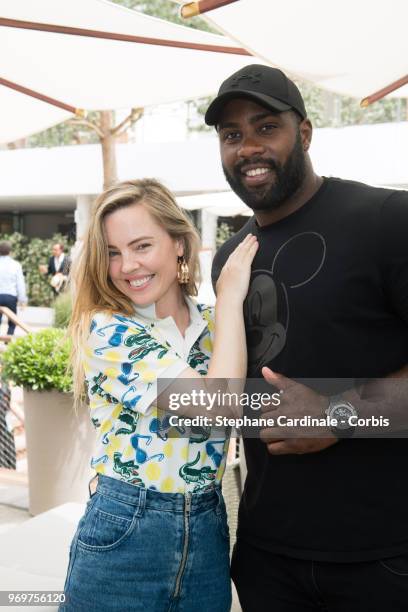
[52,244,63,257]
[217,98,307,212]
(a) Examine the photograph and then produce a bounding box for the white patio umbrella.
[177,0,408,103]
[0,0,260,144]
[177,191,251,216]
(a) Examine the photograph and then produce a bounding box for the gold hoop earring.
[177,256,190,285]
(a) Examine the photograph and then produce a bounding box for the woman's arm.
[158,234,258,417]
[184,233,257,381]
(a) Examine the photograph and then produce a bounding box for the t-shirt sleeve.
[211,249,225,294]
[84,312,189,415]
[379,190,408,323]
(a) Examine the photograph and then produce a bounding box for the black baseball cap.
[205,64,307,126]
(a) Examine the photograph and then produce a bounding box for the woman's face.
[104,202,184,309]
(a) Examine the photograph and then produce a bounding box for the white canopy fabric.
[197,0,408,100]
[0,0,260,143]
[0,85,72,145]
[177,191,251,215]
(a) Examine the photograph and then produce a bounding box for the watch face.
[332,405,354,429]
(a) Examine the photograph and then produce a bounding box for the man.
[39,243,71,295]
[208,65,408,611]
[0,241,27,335]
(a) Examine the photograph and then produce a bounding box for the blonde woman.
[61,179,257,612]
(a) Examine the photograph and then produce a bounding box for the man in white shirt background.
[0,241,27,335]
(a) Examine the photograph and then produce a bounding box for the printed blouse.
[84,297,229,494]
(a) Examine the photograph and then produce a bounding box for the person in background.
[39,242,71,295]
[0,241,27,335]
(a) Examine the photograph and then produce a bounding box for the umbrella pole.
[0,17,250,56]
[181,0,240,18]
[360,74,408,107]
[0,76,82,115]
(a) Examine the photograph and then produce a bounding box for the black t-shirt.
[212,177,408,562]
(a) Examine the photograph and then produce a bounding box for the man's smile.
[241,166,274,187]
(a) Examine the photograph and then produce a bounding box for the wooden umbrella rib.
[181,0,240,18]
[360,74,408,107]
[0,76,81,114]
[0,16,251,56]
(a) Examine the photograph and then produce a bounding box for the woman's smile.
[126,275,155,290]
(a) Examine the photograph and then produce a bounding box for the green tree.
[26,112,101,148]
[295,80,327,128]
[186,97,213,133]
[295,79,407,128]
[216,221,234,248]
[339,96,406,127]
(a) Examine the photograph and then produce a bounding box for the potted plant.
[2,328,95,515]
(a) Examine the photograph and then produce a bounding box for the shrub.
[53,291,72,329]
[2,328,72,393]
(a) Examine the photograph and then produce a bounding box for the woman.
[62,179,257,612]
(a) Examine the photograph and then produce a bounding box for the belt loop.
[135,486,147,518]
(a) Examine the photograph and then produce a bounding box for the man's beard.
[222,131,307,212]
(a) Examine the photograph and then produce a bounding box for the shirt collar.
[134,296,203,325]
[133,296,207,359]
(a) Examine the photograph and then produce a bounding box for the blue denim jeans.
[61,475,231,612]
[0,294,17,335]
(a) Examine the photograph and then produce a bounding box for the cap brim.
[205,90,292,126]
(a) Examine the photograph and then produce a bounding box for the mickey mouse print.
[212,221,328,378]
[244,231,326,375]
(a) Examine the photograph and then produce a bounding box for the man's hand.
[260,367,338,456]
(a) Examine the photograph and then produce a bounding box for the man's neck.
[254,171,323,228]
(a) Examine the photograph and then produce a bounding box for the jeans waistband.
[96,474,223,514]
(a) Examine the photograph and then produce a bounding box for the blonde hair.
[69,178,201,406]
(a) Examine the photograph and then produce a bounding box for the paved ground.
[0,503,30,535]
[0,469,30,535]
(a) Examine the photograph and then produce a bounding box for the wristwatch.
[325,395,357,438]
